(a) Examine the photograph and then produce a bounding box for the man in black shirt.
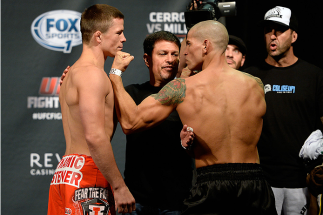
[244,6,323,215]
[124,31,193,215]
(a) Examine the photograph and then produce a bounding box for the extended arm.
[109,52,186,134]
[76,68,134,213]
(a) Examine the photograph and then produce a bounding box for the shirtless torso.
[176,67,265,168]
[60,62,116,156]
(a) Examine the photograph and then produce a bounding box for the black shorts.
[182,163,277,215]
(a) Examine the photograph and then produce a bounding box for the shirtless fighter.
[47,4,135,215]
[109,20,277,214]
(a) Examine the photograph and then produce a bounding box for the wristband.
[110,68,122,77]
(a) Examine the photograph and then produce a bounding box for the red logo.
[39,77,60,95]
[89,205,106,215]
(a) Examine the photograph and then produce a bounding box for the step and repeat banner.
[1,1,189,214]
[2,0,323,214]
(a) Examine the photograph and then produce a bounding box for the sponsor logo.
[264,84,295,94]
[300,204,308,214]
[265,7,283,20]
[264,84,271,94]
[146,12,187,41]
[31,10,82,53]
[39,77,61,95]
[81,198,110,215]
[28,77,62,120]
[32,112,62,120]
[30,153,61,176]
[51,155,85,188]
[65,208,72,215]
[28,97,60,108]
[72,188,113,215]
[75,188,109,202]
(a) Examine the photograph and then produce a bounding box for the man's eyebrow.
[157,50,179,53]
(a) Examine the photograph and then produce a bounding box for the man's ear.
[291,31,298,44]
[203,39,210,53]
[241,55,246,67]
[143,53,151,68]
[94,31,102,43]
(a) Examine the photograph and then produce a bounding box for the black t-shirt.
[124,81,193,210]
[244,59,323,188]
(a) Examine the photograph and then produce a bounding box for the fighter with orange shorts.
[47,4,135,215]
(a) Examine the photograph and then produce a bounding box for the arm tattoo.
[151,78,186,105]
[242,72,264,89]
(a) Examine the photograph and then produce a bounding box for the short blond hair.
[190,20,229,53]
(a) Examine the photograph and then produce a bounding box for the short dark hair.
[81,4,124,44]
[143,31,181,56]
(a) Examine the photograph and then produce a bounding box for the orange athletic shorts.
[47,154,115,215]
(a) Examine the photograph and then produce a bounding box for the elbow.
[119,118,140,135]
[84,132,105,148]
[117,116,136,134]
[122,129,134,135]
[118,115,148,135]
[120,123,135,135]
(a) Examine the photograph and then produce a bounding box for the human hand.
[180,67,194,78]
[60,66,70,86]
[111,51,134,72]
[180,125,195,150]
[113,185,136,214]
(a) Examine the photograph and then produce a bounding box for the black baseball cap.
[228,35,247,56]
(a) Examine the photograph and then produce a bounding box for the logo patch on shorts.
[81,198,110,215]
[50,155,85,188]
[73,187,113,215]
[65,207,72,214]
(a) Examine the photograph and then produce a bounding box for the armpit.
[151,78,186,105]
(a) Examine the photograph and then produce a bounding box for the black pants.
[182,163,277,215]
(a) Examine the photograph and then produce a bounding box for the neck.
[202,51,227,71]
[149,77,169,88]
[80,44,107,70]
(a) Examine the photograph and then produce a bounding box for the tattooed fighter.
[109,20,277,215]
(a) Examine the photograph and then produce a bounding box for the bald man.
[109,20,277,214]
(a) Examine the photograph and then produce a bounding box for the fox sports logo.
[31,10,82,53]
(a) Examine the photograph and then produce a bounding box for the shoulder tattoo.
[242,72,264,89]
[151,78,186,105]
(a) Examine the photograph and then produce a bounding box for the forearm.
[87,136,136,212]
[87,138,126,190]
[109,74,142,133]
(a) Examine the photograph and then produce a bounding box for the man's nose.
[121,33,126,42]
[225,50,232,57]
[270,29,277,39]
[166,54,175,63]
